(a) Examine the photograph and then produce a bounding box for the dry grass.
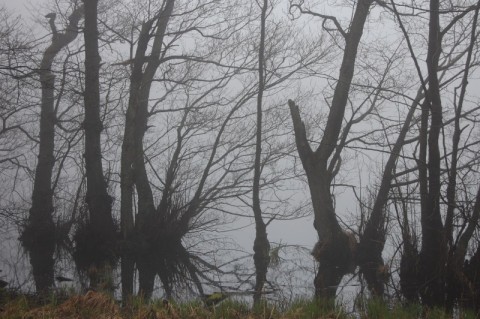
[1,291,121,319]
[1,291,478,319]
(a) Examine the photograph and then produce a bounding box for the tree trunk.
[119,16,154,302]
[252,0,270,306]
[121,254,135,303]
[463,227,480,311]
[81,0,116,289]
[119,0,175,300]
[289,101,356,298]
[418,0,447,306]
[449,184,480,309]
[358,88,423,296]
[23,65,57,294]
[287,0,371,297]
[21,5,83,293]
[137,254,156,299]
[400,239,419,302]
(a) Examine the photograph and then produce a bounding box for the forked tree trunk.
[288,0,372,298]
[119,0,175,299]
[357,89,422,296]
[119,16,153,301]
[21,6,83,293]
[417,0,447,306]
[289,101,356,298]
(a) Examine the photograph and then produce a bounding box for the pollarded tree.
[113,0,323,301]
[442,3,480,309]
[288,0,374,298]
[72,0,117,290]
[387,0,480,306]
[118,0,176,299]
[21,3,83,293]
[290,0,480,303]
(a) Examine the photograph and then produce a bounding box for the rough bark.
[21,5,83,293]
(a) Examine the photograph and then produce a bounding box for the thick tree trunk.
[24,67,57,294]
[79,0,116,290]
[399,239,419,302]
[289,101,356,298]
[21,6,83,293]
[119,0,175,300]
[287,0,371,297]
[137,254,156,299]
[121,254,135,303]
[134,1,176,296]
[118,16,153,302]
[119,14,155,241]
[418,0,447,306]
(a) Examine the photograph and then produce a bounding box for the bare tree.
[388,0,480,306]
[288,0,373,298]
[21,3,83,293]
[444,2,480,309]
[118,0,175,299]
[252,0,270,306]
[68,0,117,291]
